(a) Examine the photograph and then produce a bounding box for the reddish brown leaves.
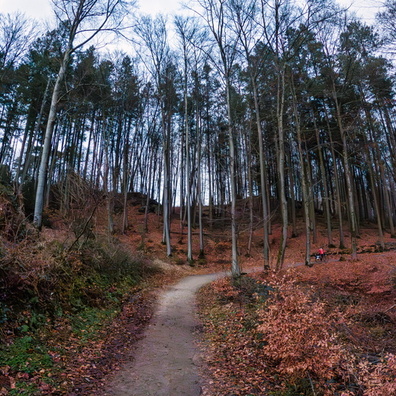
[198,269,396,396]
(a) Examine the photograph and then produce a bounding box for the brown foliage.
[0,186,26,242]
[198,269,396,396]
[256,277,345,387]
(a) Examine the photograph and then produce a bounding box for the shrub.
[0,183,27,241]
[256,278,346,393]
[0,235,156,333]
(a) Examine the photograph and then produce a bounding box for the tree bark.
[34,49,71,228]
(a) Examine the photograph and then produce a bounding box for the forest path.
[102,272,225,396]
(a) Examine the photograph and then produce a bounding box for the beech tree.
[33,0,133,229]
[0,12,35,72]
[194,0,243,277]
[134,15,177,256]
[377,0,396,48]
[174,15,207,262]
[228,0,272,269]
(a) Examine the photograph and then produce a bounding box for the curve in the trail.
[103,272,225,396]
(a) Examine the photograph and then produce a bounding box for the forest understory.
[1,188,396,395]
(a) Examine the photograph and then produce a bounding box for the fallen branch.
[384,304,396,313]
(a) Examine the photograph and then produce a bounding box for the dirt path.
[102,272,225,396]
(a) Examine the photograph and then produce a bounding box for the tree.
[194,0,242,277]
[174,15,206,263]
[135,15,177,256]
[377,0,396,49]
[229,0,272,270]
[33,0,133,229]
[0,12,35,73]
[0,13,36,179]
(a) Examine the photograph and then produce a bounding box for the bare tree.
[174,16,205,263]
[228,0,272,270]
[0,12,36,72]
[258,0,338,269]
[193,0,242,277]
[33,0,132,229]
[134,15,174,256]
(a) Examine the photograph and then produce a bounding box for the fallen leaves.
[198,267,396,396]
[0,289,156,395]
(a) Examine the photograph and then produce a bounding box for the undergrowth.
[0,232,158,394]
[198,272,396,396]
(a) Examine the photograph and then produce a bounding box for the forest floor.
[100,272,225,396]
[72,205,396,395]
[2,200,396,395]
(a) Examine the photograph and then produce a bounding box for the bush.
[0,183,27,241]
[199,272,396,396]
[0,235,156,333]
[257,278,345,392]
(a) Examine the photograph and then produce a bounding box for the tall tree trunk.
[365,148,385,249]
[380,160,395,237]
[162,115,172,256]
[103,122,114,235]
[226,80,241,277]
[185,80,193,263]
[252,82,270,269]
[197,113,205,258]
[313,116,333,247]
[17,77,52,191]
[306,152,317,245]
[34,48,71,228]
[122,134,129,233]
[291,81,311,266]
[288,151,297,239]
[324,107,346,249]
[333,89,358,259]
[276,67,288,271]
[245,127,254,257]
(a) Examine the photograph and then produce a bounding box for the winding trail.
[103,272,225,396]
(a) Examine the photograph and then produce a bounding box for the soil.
[100,272,226,396]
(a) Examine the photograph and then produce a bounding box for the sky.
[337,0,384,24]
[0,0,184,21]
[0,0,384,23]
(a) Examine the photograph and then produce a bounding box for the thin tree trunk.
[291,81,311,265]
[336,104,358,259]
[288,151,297,239]
[122,133,129,233]
[324,107,346,249]
[197,114,205,258]
[380,160,395,237]
[313,116,333,247]
[185,80,193,263]
[34,48,71,228]
[162,115,172,256]
[252,82,270,269]
[226,80,241,277]
[276,67,288,271]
